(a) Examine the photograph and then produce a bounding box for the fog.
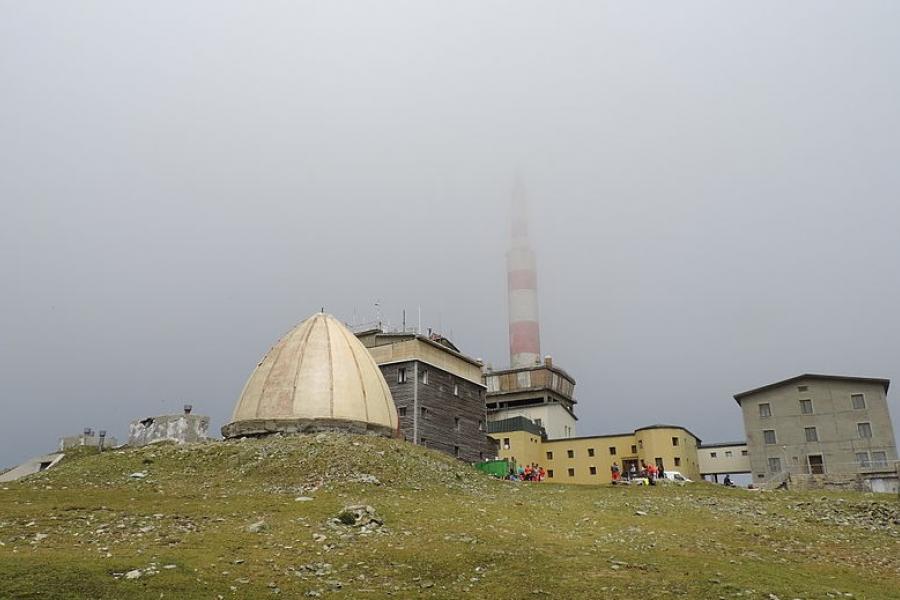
[2,2,899,468]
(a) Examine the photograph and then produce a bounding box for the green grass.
[1,434,897,599]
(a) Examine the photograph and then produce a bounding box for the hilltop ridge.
[1,434,898,599]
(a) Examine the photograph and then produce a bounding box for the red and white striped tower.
[507,177,542,368]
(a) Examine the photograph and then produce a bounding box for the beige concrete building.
[735,374,898,485]
[698,442,751,481]
[489,421,702,484]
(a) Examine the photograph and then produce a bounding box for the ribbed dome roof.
[222,313,398,439]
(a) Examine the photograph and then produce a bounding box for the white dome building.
[222,313,399,439]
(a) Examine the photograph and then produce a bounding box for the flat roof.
[485,363,576,385]
[698,441,747,449]
[734,374,891,404]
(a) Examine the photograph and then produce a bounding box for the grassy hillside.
[1,434,897,599]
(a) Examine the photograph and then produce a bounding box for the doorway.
[807,454,825,475]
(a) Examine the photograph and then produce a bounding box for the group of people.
[508,462,546,482]
[610,460,666,485]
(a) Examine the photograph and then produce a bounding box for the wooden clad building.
[357,330,498,462]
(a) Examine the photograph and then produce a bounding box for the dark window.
[725,451,733,458]
[759,403,772,418]
[420,406,428,418]
[630,445,638,454]
[420,437,427,447]
[589,466,597,475]
[587,448,595,457]
[478,420,485,431]
[546,451,553,460]
[856,452,870,468]
[768,457,782,473]
[398,406,407,417]
[638,440,643,449]
[454,417,460,431]
[547,470,554,478]
[674,457,681,466]
[672,437,679,446]
[741,450,749,456]
[398,368,407,383]
[421,369,429,385]
[804,427,818,442]
[852,394,866,410]
[798,385,809,392]
[567,449,574,459]
[710,452,717,459]
[567,468,575,477]
[763,430,777,445]
[800,399,813,414]
[454,446,460,458]
[502,437,510,449]
[808,454,825,474]
[609,446,617,456]
[858,423,873,439]
[872,451,888,467]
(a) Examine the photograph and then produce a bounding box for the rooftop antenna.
[402,309,407,332]
[417,306,422,335]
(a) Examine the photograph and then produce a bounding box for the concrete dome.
[222,313,399,439]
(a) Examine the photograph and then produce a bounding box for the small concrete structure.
[59,430,118,451]
[128,407,210,447]
[0,453,65,483]
[698,441,751,482]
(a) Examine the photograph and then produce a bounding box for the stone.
[247,521,267,534]
[125,570,143,580]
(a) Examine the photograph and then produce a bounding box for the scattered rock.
[246,521,267,534]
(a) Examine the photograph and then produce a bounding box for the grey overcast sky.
[2,2,899,468]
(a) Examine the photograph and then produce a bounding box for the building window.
[398,368,408,383]
[588,448,595,457]
[672,437,679,446]
[567,468,575,477]
[872,451,888,467]
[567,450,574,459]
[741,450,749,456]
[420,406,428,418]
[630,445,638,454]
[858,422,873,439]
[546,451,553,460]
[759,403,772,418]
[478,420,485,432]
[674,457,681,467]
[454,446,460,458]
[804,427,818,442]
[710,452,718,459]
[398,406,407,417]
[534,418,542,427]
[856,452,870,468]
[808,454,825,475]
[421,369,429,385]
[725,451,733,458]
[799,399,813,415]
[589,466,597,475]
[638,440,643,449]
[453,382,459,396]
[798,385,809,392]
[763,430,777,445]
[609,446,617,456]
[768,457,782,474]
[420,437,427,447]
[479,452,484,461]
[852,394,866,410]
[502,438,510,449]
[547,470,554,478]
[454,417,460,431]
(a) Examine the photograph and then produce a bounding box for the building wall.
[366,338,484,385]
[128,414,210,447]
[489,426,701,485]
[379,360,495,463]
[698,444,751,476]
[740,378,898,484]
[490,404,576,440]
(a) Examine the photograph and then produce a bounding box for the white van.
[661,471,692,484]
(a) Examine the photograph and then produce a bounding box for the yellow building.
[489,421,702,484]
